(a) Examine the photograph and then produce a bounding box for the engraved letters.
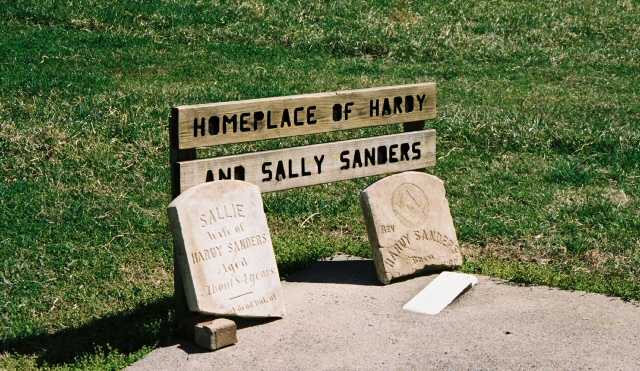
[360,172,462,284]
[168,181,286,317]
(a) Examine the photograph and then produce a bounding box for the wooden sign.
[173,83,436,149]
[177,130,436,194]
[169,83,438,317]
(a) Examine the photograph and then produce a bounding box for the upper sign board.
[173,83,436,149]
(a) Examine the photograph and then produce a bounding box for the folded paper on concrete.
[403,272,478,315]
[168,181,285,317]
[360,172,462,284]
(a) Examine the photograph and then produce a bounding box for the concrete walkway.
[128,255,640,370]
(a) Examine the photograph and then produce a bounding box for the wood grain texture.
[174,83,436,149]
[178,130,436,194]
[169,113,196,317]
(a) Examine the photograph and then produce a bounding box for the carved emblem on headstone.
[392,183,430,228]
[168,181,285,317]
[360,172,462,284]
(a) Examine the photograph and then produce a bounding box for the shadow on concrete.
[176,337,208,354]
[173,316,282,355]
[3,259,386,364]
[1,295,175,366]
[285,258,381,286]
[172,258,382,355]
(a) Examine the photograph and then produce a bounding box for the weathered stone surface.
[360,172,462,284]
[168,181,285,317]
[194,318,238,351]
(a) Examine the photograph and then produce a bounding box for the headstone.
[360,171,462,284]
[403,272,478,315]
[168,181,286,317]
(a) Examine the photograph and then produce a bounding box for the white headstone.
[360,172,462,284]
[168,181,285,317]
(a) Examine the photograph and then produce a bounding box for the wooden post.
[403,120,425,133]
[170,109,196,318]
[403,120,428,172]
[170,108,197,199]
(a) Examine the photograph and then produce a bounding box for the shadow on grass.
[1,295,175,367]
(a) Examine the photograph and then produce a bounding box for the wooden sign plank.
[174,83,436,149]
[177,130,436,194]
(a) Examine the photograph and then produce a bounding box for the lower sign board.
[178,130,436,194]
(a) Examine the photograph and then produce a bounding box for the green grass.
[1,0,639,368]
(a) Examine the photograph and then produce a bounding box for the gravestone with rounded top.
[168,181,285,317]
[360,172,462,284]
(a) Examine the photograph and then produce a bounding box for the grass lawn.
[1,0,638,369]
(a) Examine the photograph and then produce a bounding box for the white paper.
[403,272,478,315]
